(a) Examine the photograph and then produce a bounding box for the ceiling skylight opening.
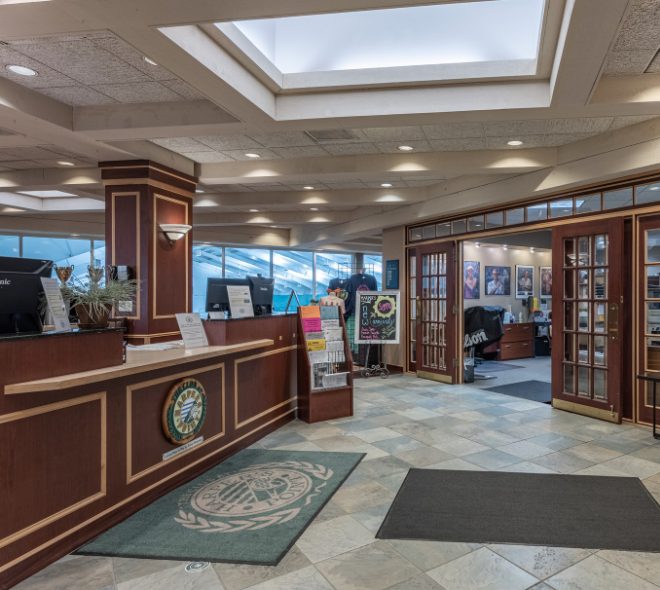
[224,0,545,76]
[18,190,75,198]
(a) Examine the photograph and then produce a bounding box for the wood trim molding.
[552,398,618,423]
[233,345,298,429]
[104,178,194,199]
[125,364,226,484]
[0,393,106,550]
[0,407,295,576]
[152,193,189,320]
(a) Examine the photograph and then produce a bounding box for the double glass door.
[552,219,624,422]
[415,243,456,382]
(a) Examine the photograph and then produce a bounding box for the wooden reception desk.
[0,314,298,589]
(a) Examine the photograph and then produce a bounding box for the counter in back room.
[0,313,299,590]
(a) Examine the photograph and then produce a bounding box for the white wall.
[463,241,551,320]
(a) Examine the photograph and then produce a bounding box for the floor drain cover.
[185,561,210,573]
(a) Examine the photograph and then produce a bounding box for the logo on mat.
[175,461,334,533]
[162,378,207,445]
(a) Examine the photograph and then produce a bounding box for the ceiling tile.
[322,142,380,155]
[2,160,42,169]
[422,121,484,139]
[186,151,235,163]
[39,85,117,106]
[405,179,444,187]
[429,137,489,150]
[161,79,206,100]
[323,181,368,189]
[2,146,61,160]
[0,45,76,88]
[220,148,281,160]
[92,37,175,81]
[483,119,548,137]
[271,145,329,158]
[612,0,660,51]
[151,137,215,153]
[93,81,182,103]
[248,131,318,147]
[603,49,656,74]
[376,140,432,153]
[608,115,659,130]
[195,135,263,150]
[545,117,613,134]
[245,183,287,191]
[361,126,426,141]
[214,184,255,192]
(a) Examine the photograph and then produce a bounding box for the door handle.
[608,302,619,340]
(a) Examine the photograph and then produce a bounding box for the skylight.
[18,190,76,198]
[226,0,545,75]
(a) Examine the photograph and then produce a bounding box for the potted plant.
[62,274,138,329]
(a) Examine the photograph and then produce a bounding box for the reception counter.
[0,314,298,589]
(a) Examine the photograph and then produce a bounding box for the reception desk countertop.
[4,338,274,395]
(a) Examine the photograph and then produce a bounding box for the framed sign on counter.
[355,290,401,344]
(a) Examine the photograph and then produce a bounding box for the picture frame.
[485,265,511,296]
[540,266,552,298]
[463,261,480,299]
[515,265,534,299]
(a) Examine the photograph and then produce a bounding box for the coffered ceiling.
[0,0,658,251]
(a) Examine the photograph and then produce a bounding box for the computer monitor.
[247,275,274,316]
[0,256,53,334]
[205,278,249,316]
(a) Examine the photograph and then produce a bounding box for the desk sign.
[356,290,401,344]
[175,313,209,349]
[40,277,72,333]
[226,285,254,318]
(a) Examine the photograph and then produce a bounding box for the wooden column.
[101,160,196,343]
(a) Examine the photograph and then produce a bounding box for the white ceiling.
[0,0,657,251]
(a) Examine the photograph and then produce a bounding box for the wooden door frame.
[415,241,458,383]
[551,218,625,423]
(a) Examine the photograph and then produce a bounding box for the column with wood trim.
[101,160,195,343]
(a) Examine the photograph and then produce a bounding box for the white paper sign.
[40,277,72,332]
[175,313,209,349]
[226,285,254,318]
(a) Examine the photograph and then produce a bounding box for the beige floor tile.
[488,544,593,579]
[116,564,224,590]
[432,437,491,457]
[598,455,660,479]
[354,427,402,443]
[395,446,453,467]
[427,547,538,590]
[386,539,477,571]
[597,550,660,586]
[531,451,595,474]
[316,541,420,590]
[112,557,184,584]
[563,443,623,463]
[332,480,396,513]
[296,515,374,563]
[14,556,115,590]
[384,573,446,590]
[246,565,334,590]
[546,554,658,590]
[497,440,555,460]
[425,458,486,471]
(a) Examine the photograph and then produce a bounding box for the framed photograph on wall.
[463,261,480,299]
[516,265,534,299]
[540,266,552,298]
[485,265,510,296]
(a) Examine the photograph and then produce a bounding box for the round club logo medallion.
[175,461,334,533]
[162,378,207,445]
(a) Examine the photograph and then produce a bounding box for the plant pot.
[75,304,111,329]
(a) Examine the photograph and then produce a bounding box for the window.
[636,182,660,206]
[436,222,451,237]
[364,254,383,289]
[526,203,547,222]
[467,215,485,232]
[92,240,106,268]
[315,251,353,293]
[575,194,601,214]
[23,236,92,284]
[506,208,524,225]
[549,199,573,218]
[603,187,633,210]
[485,211,504,229]
[272,250,314,311]
[224,247,270,279]
[192,244,222,314]
[0,235,19,257]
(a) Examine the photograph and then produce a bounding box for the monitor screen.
[205,278,249,314]
[0,256,53,334]
[247,275,274,315]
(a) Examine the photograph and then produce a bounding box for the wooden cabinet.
[497,322,535,360]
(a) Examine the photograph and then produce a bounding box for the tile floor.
[470,356,552,389]
[16,375,660,590]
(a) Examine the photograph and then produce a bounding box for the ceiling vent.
[305,129,361,143]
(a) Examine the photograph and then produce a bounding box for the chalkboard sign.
[355,290,401,344]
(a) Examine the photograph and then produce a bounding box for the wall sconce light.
[160,223,191,244]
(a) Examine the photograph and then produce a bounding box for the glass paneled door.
[552,219,624,423]
[415,242,457,383]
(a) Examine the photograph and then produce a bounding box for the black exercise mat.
[485,379,551,403]
[377,469,660,552]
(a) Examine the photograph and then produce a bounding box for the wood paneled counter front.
[0,314,298,589]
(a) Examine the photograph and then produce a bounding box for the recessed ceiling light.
[507,140,524,146]
[530,247,535,253]
[503,244,508,250]
[380,183,393,188]
[475,242,481,248]
[397,145,414,152]
[143,56,158,66]
[249,208,259,212]
[245,153,261,159]
[71,233,80,237]
[650,186,660,191]
[18,190,75,198]
[303,186,314,190]
[195,188,204,194]
[310,207,319,211]
[57,160,75,167]
[6,64,37,76]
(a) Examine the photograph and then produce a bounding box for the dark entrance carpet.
[377,469,660,552]
[476,360,524,372]
[486,379,552,403]
[77,449,364,565]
